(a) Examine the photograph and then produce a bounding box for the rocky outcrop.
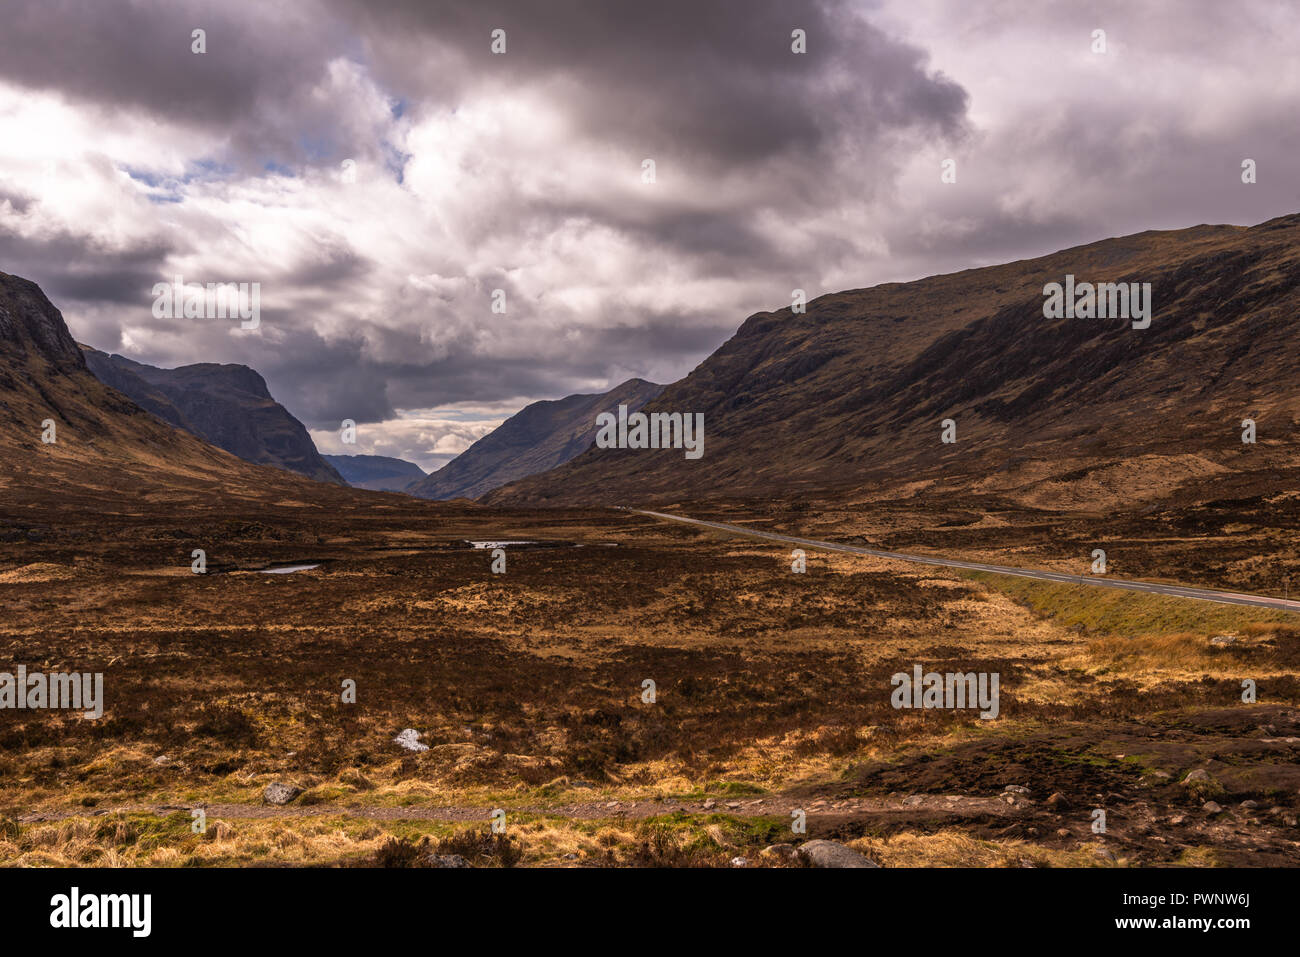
[82,347,344,484]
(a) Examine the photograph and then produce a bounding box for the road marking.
[628,508,1300,614]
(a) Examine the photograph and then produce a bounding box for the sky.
[0,0,1296,471]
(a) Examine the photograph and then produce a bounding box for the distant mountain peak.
[80,346,345,485]
[0,271,87,370]
[0,270,331,505]
[324,454,426,492]
[406,378,664,501]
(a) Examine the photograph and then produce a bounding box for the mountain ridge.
[489,214,1300,509]
[324,453,425,491]
[406,377,664,500]
[0,269,344,512]
[81,347,345,485]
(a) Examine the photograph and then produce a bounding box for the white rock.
[394,728,429,752]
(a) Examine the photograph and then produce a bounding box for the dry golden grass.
[846,830,1130,868]
[2,502,1297,867]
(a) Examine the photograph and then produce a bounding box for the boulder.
[760,843,798,862]
[796,839,879,868]
[262,782,302,805]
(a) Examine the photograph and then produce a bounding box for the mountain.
[324,454,425,491]
[81,347,345,484]
[0,270,335,511]
[490,214,1300,509]
[406,378,664,501]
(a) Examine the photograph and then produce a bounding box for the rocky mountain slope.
[491,214,1300,511]
[324,454,425,491]
[407,378,663,500]
[0,270,348,515]
[81,347,344,484]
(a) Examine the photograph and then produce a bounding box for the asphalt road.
[629,508,1300,614]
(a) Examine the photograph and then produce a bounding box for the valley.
[1,490,1297,867]
[3,213,1299,869]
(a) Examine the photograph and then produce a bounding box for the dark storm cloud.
[580,314,741,368]
[0,187,33,215]
[300,311,723,424]
[381,316,732,415]
[0,0,369,170]
[224,326,397,425]
[0,1,309,122]
[241,321,595,428]
[276,240,373,290]
[333,0,969,169]
[591,201,787,270]
[0,225,175,306]
[340,336,594,416]
[0,0,967,177]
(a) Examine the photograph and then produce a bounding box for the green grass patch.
[963,571,1291,637]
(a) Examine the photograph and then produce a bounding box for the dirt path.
[16,707,1300,864]
[18,792,1022,824]
[22,788,1297,865]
